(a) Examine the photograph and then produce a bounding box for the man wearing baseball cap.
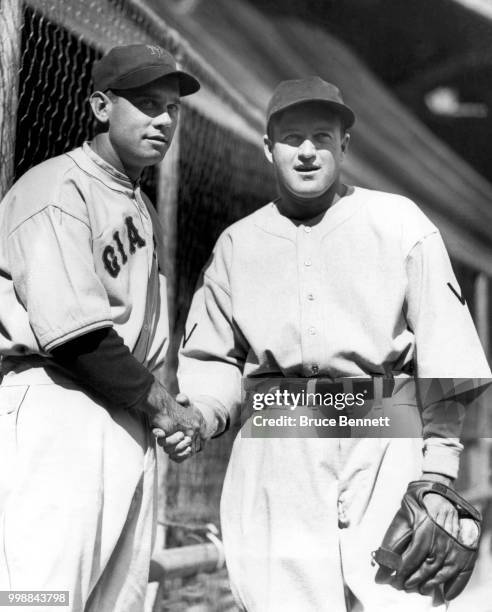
[175,76,490,610]
[0,44,204,611]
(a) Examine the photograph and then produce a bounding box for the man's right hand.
[141,379,207,445]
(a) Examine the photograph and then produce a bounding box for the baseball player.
[174,77,491,611]
[0,44,205,611]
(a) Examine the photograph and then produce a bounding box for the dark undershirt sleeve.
[51,327,154,410]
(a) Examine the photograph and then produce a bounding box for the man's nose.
[298,139,316,160]
[152,111,173,129]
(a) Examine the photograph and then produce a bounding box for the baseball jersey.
[0,142,168,373]
[178,186,491,475]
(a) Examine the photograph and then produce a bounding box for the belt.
[242,375,400,432]
[278,376,395,400]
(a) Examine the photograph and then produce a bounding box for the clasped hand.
[142,380,206,462]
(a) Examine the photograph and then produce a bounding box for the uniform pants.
[0,366,157,612]
[221,415,448,611]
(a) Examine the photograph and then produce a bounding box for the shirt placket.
[132,186,157,361]
[297,224,324,377]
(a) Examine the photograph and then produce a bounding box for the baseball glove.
[373,480,481,601]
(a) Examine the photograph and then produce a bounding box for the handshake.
[140,378,207,462]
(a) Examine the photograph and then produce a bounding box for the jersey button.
[304,226,312,233]
[308,326,316,335]
[304,259,312,267]
[307,293,315,301]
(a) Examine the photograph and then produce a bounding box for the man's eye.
[316,132,333,141]
[283,134,301,145]
[137,99,157,111]
[168,103,179,114]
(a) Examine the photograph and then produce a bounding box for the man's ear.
[341,132,350,155]
[263,135,273,163]
[89,91,112,127]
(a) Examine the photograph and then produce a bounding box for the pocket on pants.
[0,385,29,512]
[0,386,29,416]
[382,400,423,437]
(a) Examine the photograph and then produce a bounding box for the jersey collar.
[66,142,136,195]
[258,186,362,240]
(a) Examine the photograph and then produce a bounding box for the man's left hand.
[421,472,459,538]
[373,475,482,600]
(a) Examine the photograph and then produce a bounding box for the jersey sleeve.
[8,205,112,351]
[405,231,491,478]
[177,236,247,438]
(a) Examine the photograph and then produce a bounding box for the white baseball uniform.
[178,186,491,611]
[0,143,168,611]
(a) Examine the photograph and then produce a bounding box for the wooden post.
[153,119,181,552]
[474,272,490,360]
[0,0,22,198]
[157,119,181,392]
[472,272,492,552]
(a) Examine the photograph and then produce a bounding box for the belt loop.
[373,375,383,410]
[383,375,395,398]
[342,378,354,395]
[342,378,354,416]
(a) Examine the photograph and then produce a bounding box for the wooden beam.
[150,542,223,581]
[474,273,490,359]
[156,120,181,392]
[397,49,492,97]
[154,120,181,542]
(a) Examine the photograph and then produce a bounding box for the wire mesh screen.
[14,5,158,200]
[15,6,99,179]
[176,104,274,337]
[166,105,274,529]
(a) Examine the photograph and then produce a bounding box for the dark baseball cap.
[92,44,200,96]
[266,76,355,131]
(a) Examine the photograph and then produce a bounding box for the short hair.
[93,120,109,135]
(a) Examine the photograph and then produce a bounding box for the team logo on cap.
[146,45,166,58]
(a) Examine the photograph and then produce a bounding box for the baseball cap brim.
[100,66,200,96]
[270,97,355,130]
